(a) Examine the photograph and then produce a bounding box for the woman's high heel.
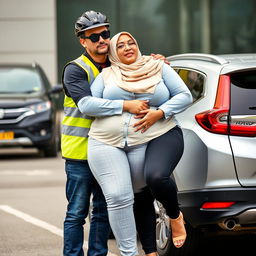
[169,212,187,248]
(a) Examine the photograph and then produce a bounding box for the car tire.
[155,201,203,256]
[39,130,60,157]
[43,142,58,157]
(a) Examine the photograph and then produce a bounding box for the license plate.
[0,131,14,140]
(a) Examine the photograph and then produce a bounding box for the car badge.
[0,109,4,119]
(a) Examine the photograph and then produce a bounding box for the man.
[62,10,149,256]
[62,11,112,256]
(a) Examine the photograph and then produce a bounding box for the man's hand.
[151,53,170,65]
[133,109,164,133]
[123,100,149,114]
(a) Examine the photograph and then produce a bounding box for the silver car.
[155,53,256,255]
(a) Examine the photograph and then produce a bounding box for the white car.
[155,53,256,255]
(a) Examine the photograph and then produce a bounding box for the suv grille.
[0,107,32,124]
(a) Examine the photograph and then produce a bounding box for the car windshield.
[0,67,43,94]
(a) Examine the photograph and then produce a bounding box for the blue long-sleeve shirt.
[78,63,192,119]
[77,63,192,147]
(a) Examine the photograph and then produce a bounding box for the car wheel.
[39,130,60,157]
[155,201,203,256]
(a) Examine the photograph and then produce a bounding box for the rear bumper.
[178,187,256,228]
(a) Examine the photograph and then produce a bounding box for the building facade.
[0,0,57,84]
[57,0,256,82]
[1,0,255,84]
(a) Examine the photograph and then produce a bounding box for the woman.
[79,32,192,256]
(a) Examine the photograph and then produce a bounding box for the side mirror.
[49,84,63,94]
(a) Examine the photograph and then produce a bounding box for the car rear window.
[0,67,43,94]
[230,70,256,115]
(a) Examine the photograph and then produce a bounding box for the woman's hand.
[123,100,149,114]
[133,109,164,133]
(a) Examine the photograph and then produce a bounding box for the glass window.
[0,67,42,94]
[211,0,256,54]
[56,0,256,82]
[230,70,256,115]
[119,0,203,56]
[175,69,204,102]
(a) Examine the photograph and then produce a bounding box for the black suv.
[0,63,63,157]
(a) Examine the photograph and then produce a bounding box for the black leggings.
[145,126,184,219]
[134,126,184,253]
[134,187,156,254]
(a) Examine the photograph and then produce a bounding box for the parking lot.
[0,148,255,256]
[0,148,124,256]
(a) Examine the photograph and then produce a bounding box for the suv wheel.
[155,201,203,256]
[39,130,60,157]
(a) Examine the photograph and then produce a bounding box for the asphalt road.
[0,148,128,256]
[1,148,255,256]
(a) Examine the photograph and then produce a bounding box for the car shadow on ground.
[196,233,256,256]
[0,148,46,160]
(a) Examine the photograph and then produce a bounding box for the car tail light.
[195,75,230,135]
[195,75,256,136]
[229,116,256,136]
[201,201,235,209]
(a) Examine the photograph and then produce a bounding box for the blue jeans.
[63,160,110,256]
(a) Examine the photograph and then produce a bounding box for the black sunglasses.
[84,30,110,43]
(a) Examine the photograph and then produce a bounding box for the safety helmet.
[75,10,110,37]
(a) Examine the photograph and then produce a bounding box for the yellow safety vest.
[61,54,99,160]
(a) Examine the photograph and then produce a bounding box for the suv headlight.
[28,101,51,114]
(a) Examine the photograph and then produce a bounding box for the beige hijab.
[102,32,164,93]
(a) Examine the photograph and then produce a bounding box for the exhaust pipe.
[218,218,239,230]
[218,210,256,231]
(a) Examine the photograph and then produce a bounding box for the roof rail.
[167,53,229,65]
[32,61,37,68]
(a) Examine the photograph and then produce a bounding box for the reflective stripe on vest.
[61,54,99,160]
